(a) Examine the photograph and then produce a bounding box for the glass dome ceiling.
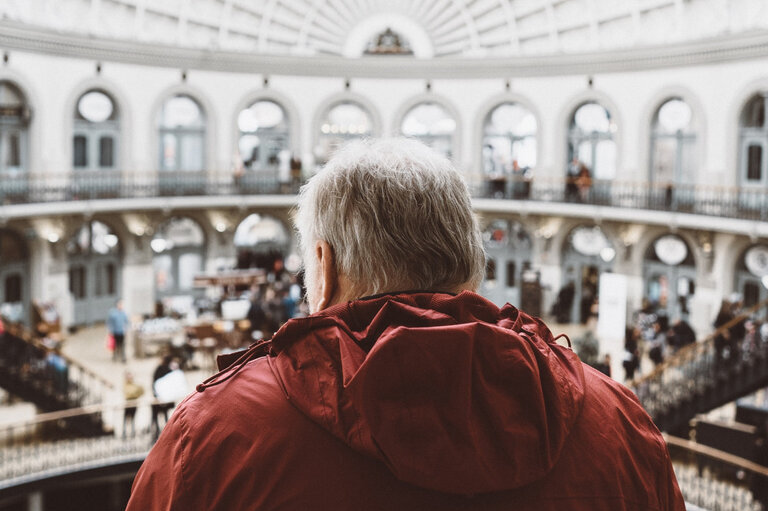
[1,0,767,58]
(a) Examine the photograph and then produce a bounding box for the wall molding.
[2,22,768,79]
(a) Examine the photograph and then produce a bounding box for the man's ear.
[315,240,338,311]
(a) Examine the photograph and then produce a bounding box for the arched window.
[238,100,290,171]
[650,98,696,187]
[67,221,121,325]
[0,80,30,176]
[73,89,119,171]
[158,94,205,172]
[567,102,617,180]
[234,214,290,270]
[560,225,615,324]
[400,102,455,159]
[482,102,537,176]
[739,92,768,190]
[152,217,205,297]
[317,101,373,165]
[0,229,28,322]
[736,244,768,311]
[643,234,696,320]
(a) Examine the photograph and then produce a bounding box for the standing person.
[150,355,175,439]
[107,299,129,363]
[668,317,696,353]
[713,299,734,365]
[649,320,667,367]
[246,289,266,341]
[123,371,144,438]
[595,353,612,378]
[728,293,746,363]
[623,327,641,381]
[565,156,580,201]
[128,138,684,511]
[576,163,592,202]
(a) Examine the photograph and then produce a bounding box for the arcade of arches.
[4,208,759,335]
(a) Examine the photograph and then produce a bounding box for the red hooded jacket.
[127,291,685,510]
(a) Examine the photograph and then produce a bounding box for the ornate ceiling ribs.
[1,0,767,57]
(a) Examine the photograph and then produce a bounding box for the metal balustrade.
[0,170,301,204]
[470,176,768,221]
[629,299,768,434]
[666,434,768,511]
[2,171,768,221]
[1,403,767,511]
[0,401,173,490]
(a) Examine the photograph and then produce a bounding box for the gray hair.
[295,138,485,297]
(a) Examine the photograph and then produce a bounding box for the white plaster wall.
[44,272,71,329]
[7,49,768,188]
[122,263,154,318]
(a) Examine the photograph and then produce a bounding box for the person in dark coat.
[713,299,734,365]
[648,320,667,366]
[668,318,696,353]
[551,280,575,323]
[623,327,641,381]
[150,355,175,438]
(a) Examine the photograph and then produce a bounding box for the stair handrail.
[628,296,768,390]
[0,399,175,433]
[1,316,114,391]
[664,433,768,478]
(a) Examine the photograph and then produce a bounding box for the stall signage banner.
[597,272,627,341]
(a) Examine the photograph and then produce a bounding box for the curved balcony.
[0,401,766,511]
[0,401,171,493]
[2,172,766,224]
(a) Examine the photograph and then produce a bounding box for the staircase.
[630,298,768,435]
[0,320,113,437]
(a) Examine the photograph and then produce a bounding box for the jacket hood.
[268,291,586,495]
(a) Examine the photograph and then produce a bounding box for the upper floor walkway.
[3,171,768,231]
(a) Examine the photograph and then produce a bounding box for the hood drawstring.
[195,340,273,393]
[552,333,572,349]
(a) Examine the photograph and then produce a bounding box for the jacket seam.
[657,429,674,510]
[306,337,332,430]
[177,404,191,511]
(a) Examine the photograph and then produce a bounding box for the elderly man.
[128,138,684,510]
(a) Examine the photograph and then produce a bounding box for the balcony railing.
[666,434,768,511]
[0,400,174,489]
[471,176,768,221]
[0,170,301,204]
[2,171,768,222]
[1,403,765,511]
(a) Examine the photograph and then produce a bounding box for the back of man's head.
[295,138,485,299]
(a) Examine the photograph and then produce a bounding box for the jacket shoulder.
[129,357,300,510]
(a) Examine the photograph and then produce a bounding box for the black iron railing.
[471,176,768,221]
[0,321,114,423]
[2,171,768,222]
[629,298,768,434]
[0,170,301,203]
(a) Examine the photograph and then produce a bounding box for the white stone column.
[122,235,154,318]
[27,491,43,511]
[29,232,73,330]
